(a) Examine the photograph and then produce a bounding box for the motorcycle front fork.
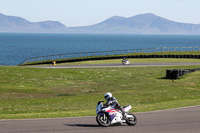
[103,114,106,121]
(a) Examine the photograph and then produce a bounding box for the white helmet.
[104,92,112,101]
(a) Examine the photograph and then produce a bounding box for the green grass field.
[58,58,200,65]
[22,51,200,66]
[0,58,200,119]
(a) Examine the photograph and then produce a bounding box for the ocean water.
[0,33,200,66]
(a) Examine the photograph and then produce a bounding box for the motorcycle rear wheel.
[126,113,137,126]
[96,114,110,127]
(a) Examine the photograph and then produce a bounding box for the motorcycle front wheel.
[126,113,137,126]
[96,114,110,127]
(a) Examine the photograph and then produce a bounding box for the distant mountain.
[1,13,200,34]
[0,13,67,33]
[67,13,200,34]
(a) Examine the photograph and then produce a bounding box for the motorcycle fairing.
[123,105,132,112]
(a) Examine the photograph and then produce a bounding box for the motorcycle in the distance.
[96,101,137,127]
[122,59,131,65]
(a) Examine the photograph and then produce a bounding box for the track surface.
[1,106,200,133]
[6,63,200,132]
[31,62,200,68]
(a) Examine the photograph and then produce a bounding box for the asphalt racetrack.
[1,106,199,133]
[32,62,200,68]
[3,62,199,132]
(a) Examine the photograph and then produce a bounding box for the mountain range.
[0,13,67,33]
[1,13,200,34]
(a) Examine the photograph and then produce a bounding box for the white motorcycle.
[122,59,130,65]
[96,101,137,127]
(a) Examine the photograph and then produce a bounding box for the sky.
[0,0,200,27]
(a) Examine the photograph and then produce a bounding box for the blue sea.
[0,33,200,66]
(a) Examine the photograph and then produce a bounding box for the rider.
[122,57,126,62]
[104,92,126,119]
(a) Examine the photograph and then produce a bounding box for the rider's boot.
[122,110,127,120]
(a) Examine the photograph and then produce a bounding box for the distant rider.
[122,57,126,62]
[104,92,126,119]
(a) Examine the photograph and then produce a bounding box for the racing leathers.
[105,97,126,119]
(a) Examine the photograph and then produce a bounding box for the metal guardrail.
[20,47,200,65]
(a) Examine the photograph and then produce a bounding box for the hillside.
[1,13,200,34]
[0,13,67,33]
[67,13,200,34]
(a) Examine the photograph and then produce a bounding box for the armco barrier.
[19,47,200,65]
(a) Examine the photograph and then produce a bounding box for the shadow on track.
[65,123,126,127]
[65,124,100,127]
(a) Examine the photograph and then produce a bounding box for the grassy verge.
[0,64,200,119]
[57,58,200,65]
[21,51,200,66]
